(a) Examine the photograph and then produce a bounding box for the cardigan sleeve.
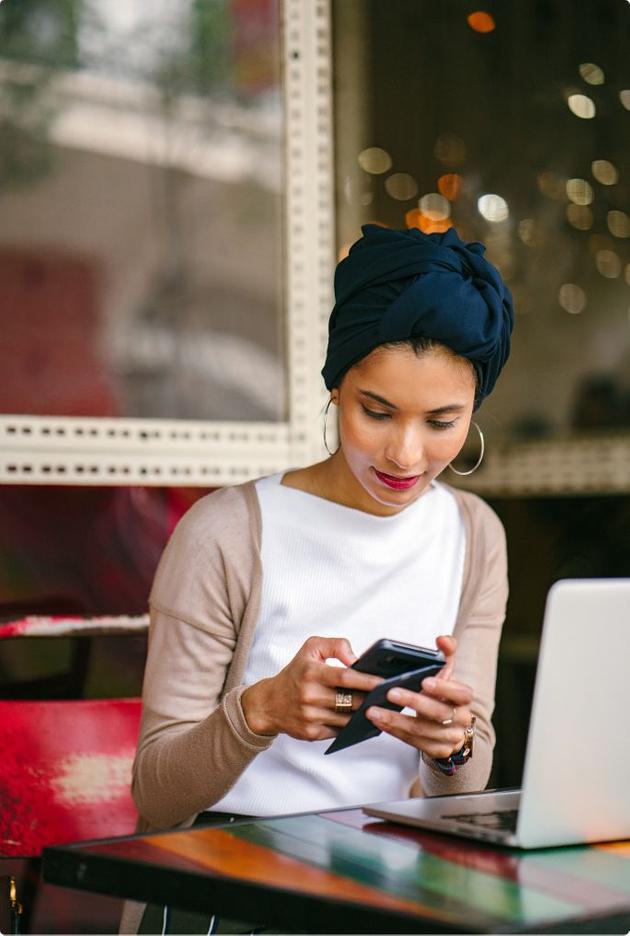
[418,492,508,796]
[131,488,274,830]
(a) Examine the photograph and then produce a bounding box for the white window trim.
[0,0,333,488]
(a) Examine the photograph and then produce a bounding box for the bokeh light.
[537,171,565,200]
[419,193,451,221]
[607,210,630,238]
[578,62,605,85]
[566,204,593,231]
[384,172,418,201]
[595,249,622,278]
[433,133,466,166]
[438,173,462,201]
[467,11,496,33]
[357,147,392,174]
[405,208,452,234]
[343,175,373,206]
[591,159,618,185]
[567,94,596,119]
[619,90,630,110]
[518,218,543,246]
[559,284,587,314]
[566,178,594,206]
[478,194,509,222]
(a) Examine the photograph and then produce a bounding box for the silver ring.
[335,689,353,713]
[441,706,457,726]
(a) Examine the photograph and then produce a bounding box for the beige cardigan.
[131,479,508,830]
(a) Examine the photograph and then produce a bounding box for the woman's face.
[332,344,476,516]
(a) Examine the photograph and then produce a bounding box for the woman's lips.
[373,468,422,490]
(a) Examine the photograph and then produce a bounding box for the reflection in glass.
[419,192,450,221]
[558,284,586,315]
[566,204,593,231]
[478,194,509,223]
[438,173,462,202]
[333,0,630,442]
[566,178,593,206]
[0,0,284,421]
[578,62,605,85]
[567,93,596,119]
[518,218,542,246]
[358,146,392,174]
[607,211,630,239]
[595,249,622,279]
[466,12,496,34]
[344,172,374,207]
[384,172,418,201]
[405,208,450,234]
[591,159,618,185]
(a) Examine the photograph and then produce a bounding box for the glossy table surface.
[42,807,630,933]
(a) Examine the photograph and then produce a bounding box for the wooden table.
[42,808,630,933]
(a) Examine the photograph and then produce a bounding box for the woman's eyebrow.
[359,390,467,416]
[426,404,467,416]
[358,389,397,409]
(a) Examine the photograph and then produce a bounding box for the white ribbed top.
[212,473,465,816]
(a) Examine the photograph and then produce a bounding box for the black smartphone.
[352,638,445,678]
[325,663,444,754]
[324,639,446,756]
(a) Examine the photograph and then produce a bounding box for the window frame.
[0,0,334,488]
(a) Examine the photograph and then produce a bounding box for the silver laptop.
[364,579,630,848]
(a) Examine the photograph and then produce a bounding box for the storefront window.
[333,0,630,445]
[0,0,285,422]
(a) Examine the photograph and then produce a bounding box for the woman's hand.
[365,635,474,759]
[241,636,383,741]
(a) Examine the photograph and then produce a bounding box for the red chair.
[0,613,149,701]
[0,698,141,932]
[0,614,149,640]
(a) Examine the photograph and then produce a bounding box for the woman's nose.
[384,426,425,471]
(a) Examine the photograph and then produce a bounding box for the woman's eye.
[428,419,457,430]
[361,405,391,420]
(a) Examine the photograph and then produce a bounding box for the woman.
[124,224,513,933]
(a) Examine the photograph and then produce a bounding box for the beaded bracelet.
[433,716,476,776]
[433,744,470,776]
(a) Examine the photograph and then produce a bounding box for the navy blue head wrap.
[322,225,514,404]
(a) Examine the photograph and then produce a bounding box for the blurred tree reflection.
[0,0,78,190]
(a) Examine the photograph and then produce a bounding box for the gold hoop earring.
[323,398,339,456]
[448,421,485,476]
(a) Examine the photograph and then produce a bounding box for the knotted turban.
[321,224,514,404]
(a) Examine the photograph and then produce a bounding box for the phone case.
[352,639,445,679]
[324,662,444,755]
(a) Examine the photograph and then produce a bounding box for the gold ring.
[441,706,457,726]
[335,690,353,714]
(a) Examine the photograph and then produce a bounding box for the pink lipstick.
[373,468,421,490]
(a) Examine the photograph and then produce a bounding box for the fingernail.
[368,708,383,722]
[423,678,436,691]
[388,688,402,702]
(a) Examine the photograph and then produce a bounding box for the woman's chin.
[363,471,432,512]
